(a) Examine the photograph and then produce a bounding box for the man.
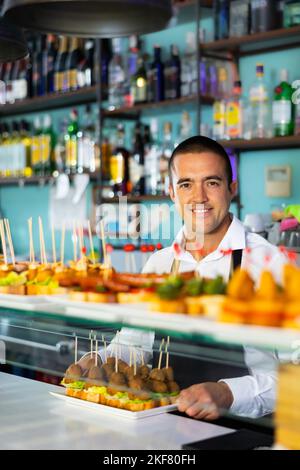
[143,136,286,421]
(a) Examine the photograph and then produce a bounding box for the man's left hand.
[177,382,234,421]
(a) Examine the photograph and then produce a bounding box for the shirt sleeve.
[219,347,278,418]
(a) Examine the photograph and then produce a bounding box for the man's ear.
[169,183,175,202]
[230,180,238,199]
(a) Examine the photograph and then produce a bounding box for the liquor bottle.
[250,0,281,34]
[26,38,34,99]
[19,120,32,177]
[54,118,68,174]
[213,67,228,140]
[37,35,47,96]
[31,117,42,175]
[147,45,164,102]
[101,39,111,100]
[31,38,39,97]
[229,0,251,37]
[108,38,125,109]
[77,105,96,173]
[283,0,300,27]
[130,122,145,195]
[130,54,147,105]
[0,64,5,105]
[126,35,139,106]
[215,0,230,40]
[3,62,13,104]
[249,63,272,138]
[11,121,25,177]
[46,35,57,94]
[272,69,294,137]
[1,123,11,177]
[225,80,243,139]
[101,127,112,183]
[41,115,56,175]
[78,39,94,89]
[110,124,130,196]
[66,37,82,92]
[12,59,28,101]
[54,36,69,93]
[164,44,181,100]
[65,109,79,174]
[144,118,161,195]
[159,122,174,195]
[175,111,192,146]
[181,32,197,97]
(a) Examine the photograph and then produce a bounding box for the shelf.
[201,25,300,56]
[102,94,215,118]
[1,302,299,353]
[0,172,99,187]
[0,86,97,117]
[174,0,212,8]
[101,195,170,204]
[219,136,300,151]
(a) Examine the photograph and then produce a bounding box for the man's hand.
[177,382,234,421]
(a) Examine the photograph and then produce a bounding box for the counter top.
[0,372,234,450]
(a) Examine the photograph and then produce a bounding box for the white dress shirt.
[143,215,288,419]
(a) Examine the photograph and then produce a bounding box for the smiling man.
[143,135,287,421]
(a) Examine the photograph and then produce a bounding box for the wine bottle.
[54,36,69,93]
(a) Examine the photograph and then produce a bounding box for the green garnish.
[203,276,227,295]
[185,278,204,297]
[95,285,107,293]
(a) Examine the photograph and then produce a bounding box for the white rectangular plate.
[49,391,177,420]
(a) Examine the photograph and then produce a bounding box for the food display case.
[0,297,299,450]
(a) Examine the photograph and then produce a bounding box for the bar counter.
[0,372,234,450]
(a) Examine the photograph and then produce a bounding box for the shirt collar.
[171,215,246,263]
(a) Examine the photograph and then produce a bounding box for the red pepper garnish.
[245,247,252,255]
[220,249,233,256]
[124,244,135,253]
[156,243,163,250]
[140,245,148,253]
[173,243,181,256]
[82,247,87,255]
[106,244,114,254]
[279,245,288,255]
[287,251,298,263]
[264,255,271,264]
[148,244,155,252]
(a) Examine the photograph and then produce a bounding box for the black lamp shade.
[2,0,173,37]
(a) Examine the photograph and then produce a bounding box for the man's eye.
[207,181,220,187]
[179,183,191,189]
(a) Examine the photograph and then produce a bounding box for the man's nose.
[192,183,208,203]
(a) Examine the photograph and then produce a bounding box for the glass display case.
[1,300,299,449]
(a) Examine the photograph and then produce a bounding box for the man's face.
[169,152,237,239]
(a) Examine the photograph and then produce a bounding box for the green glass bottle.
[65,109,79,174]
[272,69,294,137]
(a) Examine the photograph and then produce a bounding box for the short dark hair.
[168,135,233,188]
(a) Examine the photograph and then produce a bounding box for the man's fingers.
[185,400,216,418]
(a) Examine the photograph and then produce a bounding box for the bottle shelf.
[0,172,99,187]
[102,94,215,117]
[202,25,300,56]
[0,86,98,117]
[174,0,212,8]
[219,136,300,151]
[0,90,215,119]
[101,195,171,204]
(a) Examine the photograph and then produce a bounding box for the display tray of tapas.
[49,391,177,420]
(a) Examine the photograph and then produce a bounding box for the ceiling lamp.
[0,15,28,62]
[2,0,173,37]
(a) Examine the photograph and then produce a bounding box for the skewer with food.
[61,336,180,412]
